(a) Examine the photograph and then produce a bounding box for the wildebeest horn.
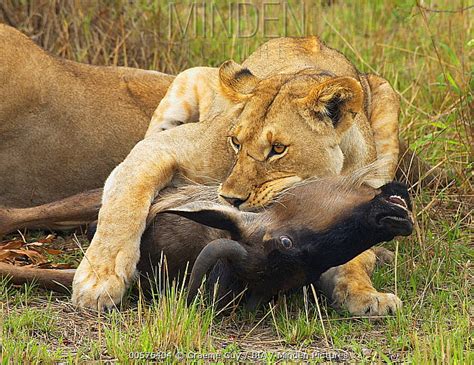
[187,238,247,303]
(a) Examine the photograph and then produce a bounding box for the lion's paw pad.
[345,291,402,316]
[72,267,127,310]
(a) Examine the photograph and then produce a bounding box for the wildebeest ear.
[163,201,246,238]
[219,60,259,102]
[294,76,363,135]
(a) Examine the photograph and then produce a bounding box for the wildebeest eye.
[279,236,293,249]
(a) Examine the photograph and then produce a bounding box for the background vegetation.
[0,0,472,363]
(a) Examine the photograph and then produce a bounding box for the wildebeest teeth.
[388,195,408,211]
[386,216,406,221]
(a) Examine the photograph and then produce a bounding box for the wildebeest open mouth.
[377,195,413,233]
[387,195,408,211]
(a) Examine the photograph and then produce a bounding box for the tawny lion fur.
[72,36,403,316]
[0,24,174,208]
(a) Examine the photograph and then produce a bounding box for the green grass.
[1,276,218,363]
[1,0,472,363]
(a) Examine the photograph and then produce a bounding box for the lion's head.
[216,61,365,210]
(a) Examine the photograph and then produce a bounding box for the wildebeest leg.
[0,262,75,293]
[0,189,103,237]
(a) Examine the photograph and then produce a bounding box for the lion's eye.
[229,136,240,152]
[279,236,293,249]
[268,143,287,158]
[273,144,286,154]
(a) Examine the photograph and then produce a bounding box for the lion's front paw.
[336,289,402,316]
[72,250,137,310]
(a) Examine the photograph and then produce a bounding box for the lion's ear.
[294,76,364,134]
[219,60,259,102]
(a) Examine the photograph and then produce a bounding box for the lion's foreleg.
[72,135,177,310]
[317,249,401,316]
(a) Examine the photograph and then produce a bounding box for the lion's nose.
[220,195,247,208]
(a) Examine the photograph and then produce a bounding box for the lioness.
[73,36,402,316]
[0,24,173,208]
